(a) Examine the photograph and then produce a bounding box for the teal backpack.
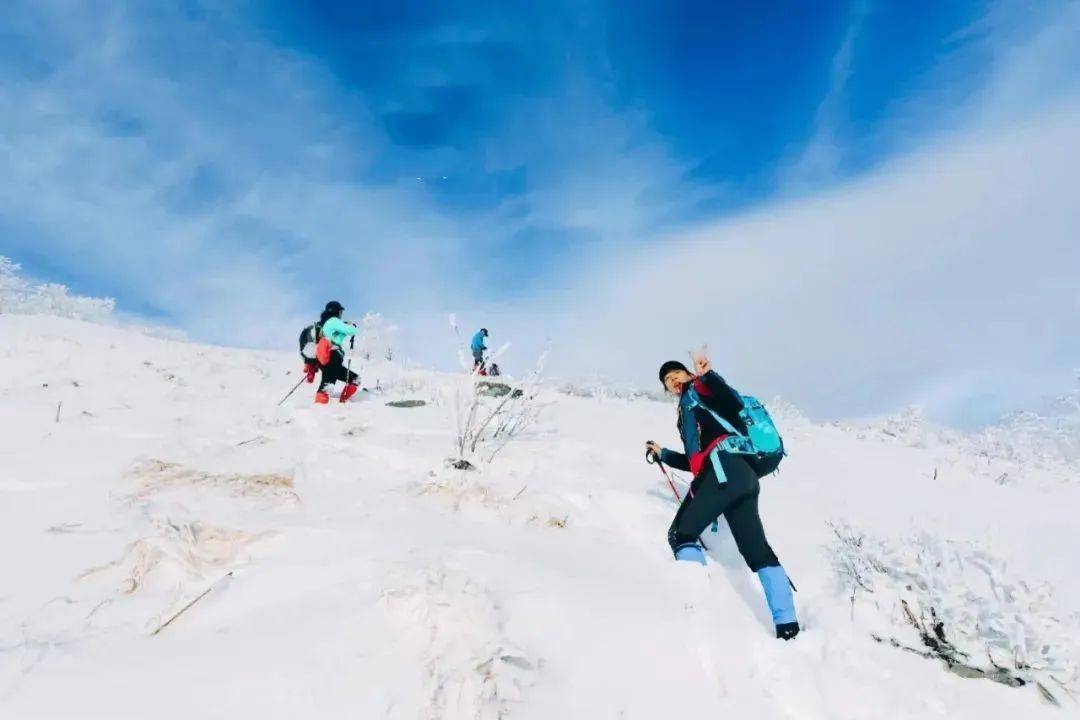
[686,391,785,475]
[735,395,785,456]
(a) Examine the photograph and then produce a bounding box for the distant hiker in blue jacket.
[470,328,489,374]
[646,347,799,640]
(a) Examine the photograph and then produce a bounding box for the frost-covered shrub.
[828,522,1079,704]
[0,256,115,321]
[972,389,1080,471]
[760,396,812,434]
[356,312,399,362]
[842,406,953,448]
[443,314,551,465]
[556,378,665,403]
[448,353,549,466]
[843,393,1080,485]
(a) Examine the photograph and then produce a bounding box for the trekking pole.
[646,449,708,551]
[277,376,306,406]
[648,449,683,501]
[344,322,356,394]
[150,571,234,636]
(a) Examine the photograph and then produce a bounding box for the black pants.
[318,351,358,392]
[667,452,780,571]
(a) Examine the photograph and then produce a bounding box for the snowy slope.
[1,315,1078,719]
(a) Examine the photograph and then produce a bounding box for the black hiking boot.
[776,622,800,640]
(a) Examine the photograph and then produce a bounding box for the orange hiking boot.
[314,391,330,404]
[340,383,359,403]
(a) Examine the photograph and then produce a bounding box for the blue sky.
[1,0,1078,425]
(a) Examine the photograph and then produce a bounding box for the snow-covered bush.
[828,522,1079,704]
[356,312,399,362]
[0,255,115,321]
[760,395,812,434]
[843,391,1080,486]
[449,351,549,467]
[971,387,1080,471]
[556,377,665,403]
[443,313,550,466]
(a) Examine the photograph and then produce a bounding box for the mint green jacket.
[321,317,358,349]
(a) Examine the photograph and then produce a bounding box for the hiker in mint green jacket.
[313,301,359,404]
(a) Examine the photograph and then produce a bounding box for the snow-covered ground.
[2,314,1078,719]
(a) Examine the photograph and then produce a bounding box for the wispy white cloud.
[782,0,870,190]
[2,0,1076,428]
[969,0,1080,126]
[527,101,1080,425]
[512,1,1080,426]
[0,1,470,346]
[0,0,695,351]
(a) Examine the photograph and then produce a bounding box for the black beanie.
[658,360,690,384]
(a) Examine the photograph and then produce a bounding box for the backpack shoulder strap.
[685,387,742,436]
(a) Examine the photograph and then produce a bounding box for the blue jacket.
[470,330,487,353]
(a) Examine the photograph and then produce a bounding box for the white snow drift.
[1,312,1078,719]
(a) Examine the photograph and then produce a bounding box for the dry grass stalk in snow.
[412,474,503,512]
[381,566,537,719]
[78,519,271,596]
[532,514,569,529]
[412,474,569,532]
[124,459,300,505]
[30,519,275,640]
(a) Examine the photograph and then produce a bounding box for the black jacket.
[661,371,746,474]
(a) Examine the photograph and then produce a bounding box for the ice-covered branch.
[827,521,1079,704]
[448,349,550,467]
